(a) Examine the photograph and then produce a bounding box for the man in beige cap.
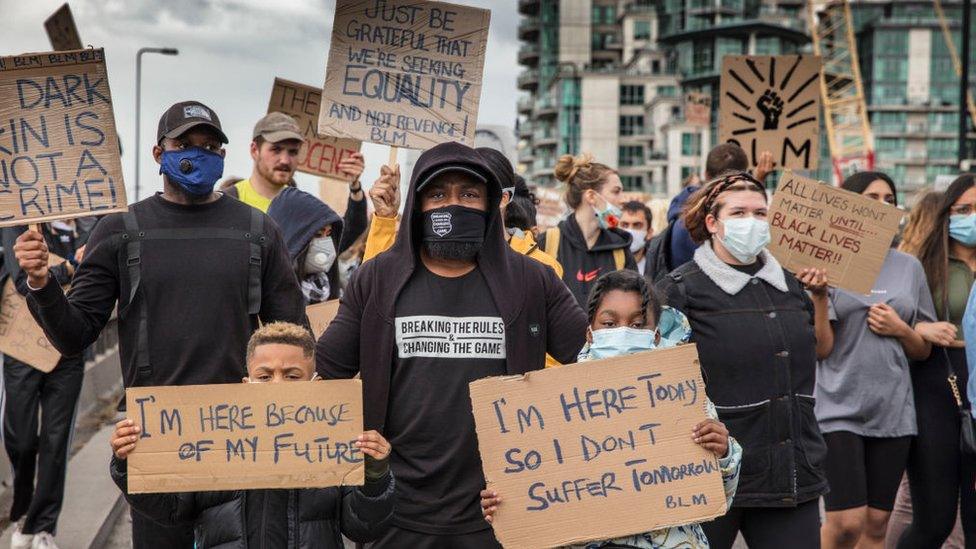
[227,112,367,213]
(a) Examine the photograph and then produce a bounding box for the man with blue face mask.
[13,101,307,549]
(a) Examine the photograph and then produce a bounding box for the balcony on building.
[605,34,625,51]
[518,43,540,66]
[518,68,539,91]
[688,0,741,16]
[658,7,808,45]
[518,96,534,115]
[534,96,558,118]
[518,16,540,41]
[518,146,536,164]
[518,0,540,16]
[534,133,559,147]
[622,1,656,17]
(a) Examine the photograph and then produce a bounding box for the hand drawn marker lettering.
[719,55,823,171]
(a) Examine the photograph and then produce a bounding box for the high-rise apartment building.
[837,1,975,193]
[518,0,709,197]
[518,0,974,199]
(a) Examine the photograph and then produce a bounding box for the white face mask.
[718,217,770,263]
[624,229,647,254]
[304,237,336,274]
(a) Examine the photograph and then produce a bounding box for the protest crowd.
[3,2,976,549]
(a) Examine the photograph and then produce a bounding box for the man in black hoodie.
[317,141,588,547]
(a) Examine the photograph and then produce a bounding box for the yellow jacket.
[506,230,563,279]
[363,216,565,367]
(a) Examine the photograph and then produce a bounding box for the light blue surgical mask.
[593,196,622,230]
[719,217,771,263]
[950,214,976,247]
[159,147,224,196]
[588,327,658,359]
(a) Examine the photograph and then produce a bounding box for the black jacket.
[267,187,344,301]
[537,215,637,308]
[25,194,307,390]
[656,245,828,507]
[111,457,395,549]
[316,141,588,431]
[642,222,675,285]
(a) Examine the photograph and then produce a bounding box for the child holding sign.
[109,322,395,548]
[480,270,742,547]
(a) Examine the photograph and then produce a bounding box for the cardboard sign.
[469,345,726,549]
[319,0,491,149]
[719,55,822,170]
[0,253,67,372]
[125,380,364,494]
[308,299,341,339]
[768,171,902,295]
[0,279,59,372]
[44,4,83,51]
[268,78,362,181]
[0,49,127,227]
[685,92,711,126]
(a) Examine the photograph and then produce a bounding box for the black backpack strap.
[121,211,151,383]
[118,209,268,383]
[665,271,688,311]
[247,208,264,316]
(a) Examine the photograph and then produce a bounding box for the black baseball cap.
[414,142,494,193]
[157,101,228,144]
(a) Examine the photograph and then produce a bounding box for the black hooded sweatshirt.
[316,141,587,535]
[267,187,345,302]
[538,215,638,308]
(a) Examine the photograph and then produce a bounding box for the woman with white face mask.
[267,187,347,304]
[657,172,831,549]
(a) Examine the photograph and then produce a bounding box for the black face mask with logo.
[420,205,487,261]
[421,205,487,244]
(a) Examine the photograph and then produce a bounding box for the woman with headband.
[657,172,831,549]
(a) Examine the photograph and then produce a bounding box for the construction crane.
[807,0,875,184]
[933,0,976,131]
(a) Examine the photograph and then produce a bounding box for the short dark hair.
[504,194,538,231]
[585,270,663,328]
[705,143,749,179]
[621,200,653,227]
[513,175,532,199]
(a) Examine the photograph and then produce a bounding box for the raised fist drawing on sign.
[757,89,785,130]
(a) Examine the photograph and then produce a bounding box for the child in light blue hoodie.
[480,270,742,548]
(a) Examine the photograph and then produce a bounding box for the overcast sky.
[0,0,518,200]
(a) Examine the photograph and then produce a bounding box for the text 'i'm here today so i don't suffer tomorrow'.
[481,361,719,513]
